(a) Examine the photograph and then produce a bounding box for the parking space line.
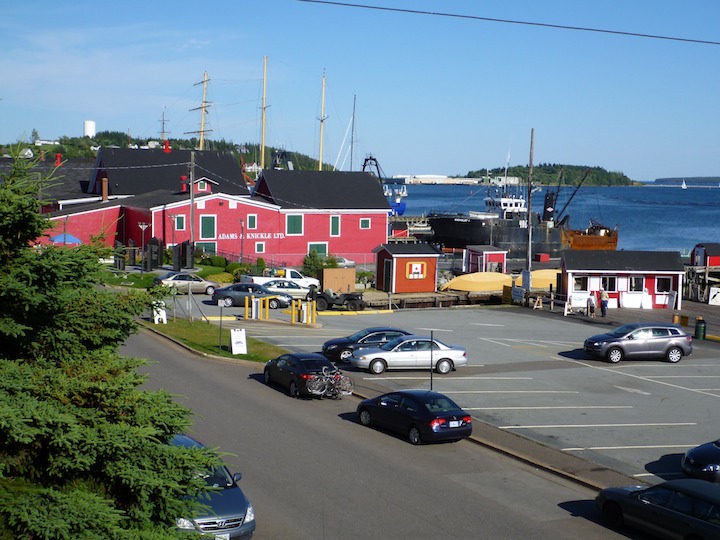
[503,422,696,429]
[466,406,632,410]
[556,357,720,398]
[447,390,580,394]
[649,375,720,378]
[562,443,699,451]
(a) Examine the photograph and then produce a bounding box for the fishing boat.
[363,155,408,216]
[428,169,618,258]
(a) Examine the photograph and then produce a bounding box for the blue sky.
[2,1,719,181]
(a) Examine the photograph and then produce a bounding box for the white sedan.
[335,256,355,268]
[262,278,311,299]
[349,335,467,375]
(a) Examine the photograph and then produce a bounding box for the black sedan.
[322,327,412,362]
[356,389,472,445]
[682,438,720,481]
[596,479,720,538]
[264,353,336,398]
[211,283,292,309]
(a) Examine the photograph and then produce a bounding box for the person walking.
[587,293,596,318]
[600,288,609,318]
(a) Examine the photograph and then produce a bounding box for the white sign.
[709,287,720,306]
[231,328,248,355]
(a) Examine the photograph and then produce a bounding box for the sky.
[2,0,720,181]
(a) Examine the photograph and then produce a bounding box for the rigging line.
[298,0,720,46]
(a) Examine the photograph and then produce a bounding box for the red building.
[691,243,720,267]
[372,243,441,293]
[27,148,390,267]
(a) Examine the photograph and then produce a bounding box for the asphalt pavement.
[149,290,720,492]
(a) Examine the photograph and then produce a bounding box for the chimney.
[180,175,188,193]
[54,153,63,166]
[101,177,109,202]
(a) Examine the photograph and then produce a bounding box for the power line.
[299,0,720,46]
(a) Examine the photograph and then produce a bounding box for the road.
[193,302,720,486]
[125,330,643,540]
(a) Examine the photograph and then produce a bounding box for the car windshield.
[381,336,407,351]
[607,324,642,338]
[347,329,373,341]
[202,466,234,489]
[300,358,333,371]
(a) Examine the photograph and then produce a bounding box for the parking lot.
[188,299,719,485]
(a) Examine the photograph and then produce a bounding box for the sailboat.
[681,179,688,189]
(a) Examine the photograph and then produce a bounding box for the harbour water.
[400,184,720,255]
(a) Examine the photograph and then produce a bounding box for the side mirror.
[233,472,242,483]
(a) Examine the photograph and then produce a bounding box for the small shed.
[561,250,685,311]
[464,244,507,273]
[691,243,720,267]
[372,243,441,293]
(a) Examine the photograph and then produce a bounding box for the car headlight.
[176,518,195,530]
[702,464,720,472]
[245,503,255,523]
[326,344,338,351]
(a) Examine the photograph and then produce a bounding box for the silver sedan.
[349,335,467,375]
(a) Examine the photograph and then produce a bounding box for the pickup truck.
[240,269,320,289]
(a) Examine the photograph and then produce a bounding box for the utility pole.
[526,128,535,272]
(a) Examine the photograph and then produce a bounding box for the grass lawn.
[139,318,287,363]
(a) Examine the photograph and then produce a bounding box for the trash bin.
[695,316,706,340]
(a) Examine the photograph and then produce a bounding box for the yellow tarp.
[440,269,560,292]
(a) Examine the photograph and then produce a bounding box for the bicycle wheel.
[338,375,355,395]
[306,376,324,395]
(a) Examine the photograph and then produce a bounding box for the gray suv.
[584,322,692,363]
[173,435,255,539]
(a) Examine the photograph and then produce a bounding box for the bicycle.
[306,366,355,398]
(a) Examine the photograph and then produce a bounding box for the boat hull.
[428,213,563,258]
[428,213,615,258]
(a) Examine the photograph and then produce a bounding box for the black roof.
[562,250,685,272]
[373,243,442,256]
[0,155,95,202]
[253,169,389,210]
[92,148,249,197]
[694,243,720,256]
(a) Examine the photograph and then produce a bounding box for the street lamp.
[138,222,149,277]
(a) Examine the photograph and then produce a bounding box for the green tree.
[0,152,221,538]
[301,250,324,277]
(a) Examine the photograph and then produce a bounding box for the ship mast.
[318,69,327,171]
[261,56,267,170]
[187,71,212,150]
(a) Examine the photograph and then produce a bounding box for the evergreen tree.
[0,154,221,538]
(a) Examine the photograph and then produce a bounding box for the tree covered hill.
[465,164,634,186]
[4,132,633,184]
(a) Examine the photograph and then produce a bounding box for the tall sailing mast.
[187,71,212,150]
[318,69,327,171]
[526,128,535,271]
[261,56,267,170]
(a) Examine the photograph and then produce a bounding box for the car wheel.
[408,426,422,445]
[263,369,272,385]
[435,359,453,374]
[289,380,299,398]
[339,349,353,362]
[606,347,623,363]
[347,300,358,311]
[205,286,215,295]
[359,409,372,426]
[601,502,624,530]
[269,298,279,309]
[316,297,329,311]
[221,297,233,308]
[666,346,683,363]
[369,359,386,374]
